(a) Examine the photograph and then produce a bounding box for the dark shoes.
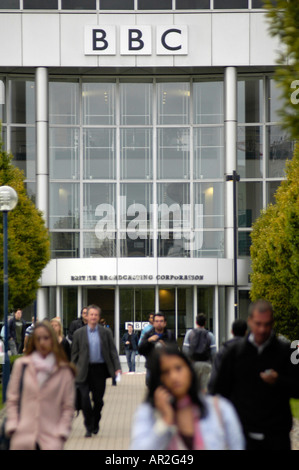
[85,426,99,437]
[85,430,92,438]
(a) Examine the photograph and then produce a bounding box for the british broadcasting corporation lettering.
[70,275,204,282]
[84,25,188,56]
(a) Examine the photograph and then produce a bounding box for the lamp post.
[226,171,240,320]
[0,185,18,403]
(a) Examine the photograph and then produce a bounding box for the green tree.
[264,0,299,139]
[250,144,299,339]
[0,140,50,316]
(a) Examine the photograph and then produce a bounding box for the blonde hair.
[50,317,64,338]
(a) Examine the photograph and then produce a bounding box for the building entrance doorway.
[85,287,115,334]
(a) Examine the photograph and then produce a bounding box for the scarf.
[31,351,56,387]
[167,396,205,450]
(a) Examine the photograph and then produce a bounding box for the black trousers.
[78,363,108,433]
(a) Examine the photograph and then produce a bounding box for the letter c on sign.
[161,29,182,51]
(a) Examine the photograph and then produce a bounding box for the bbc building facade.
[0,0,293,353]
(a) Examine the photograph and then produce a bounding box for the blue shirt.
[87,325,105,364]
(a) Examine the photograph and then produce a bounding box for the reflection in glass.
[138,0,172,9]
[0,0,19,7]
[237,126,263,178]
[120,183,152,229]
[238,231,251,257]
[83,232,116,258]
[266,181,281,205]
[193,81,223,124]
[214,0,247,8]
[158,128,190,179]
[83,128,116,179]
[158,233,190,258]
[176,0,210,8]
[101,0,134,8]
[194,183,224,229]
[252,0,264,6]
[157,82,190,125]
[238,79,263,123]
[49,81,79,125]
[269,79,283,122]
[61,0,96,8]
[25,182,36,204]
[120,128,152,179]
[194,127,224,178]
[49,183,79,229]
[83,183,116,230]
[83,82,115,125]
[10,127,35,179]
[120,233,153,257]
[120,82,152,125]
[50,128,79,179]
[267,126,294,178]
[50,232,79,258]
[24,0,58,8]
[238,182,263,227]
[192,231,224,258]
[11,80,35,124]
[157,183,190,229]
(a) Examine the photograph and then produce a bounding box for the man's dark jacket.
[121,332,139,351]
[138,326,176,367]
[210,333,299,436]
[71,325,121,384]
[8,317,26,346]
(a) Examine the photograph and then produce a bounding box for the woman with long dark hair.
[130,345,244,450]
[5,320,76,450]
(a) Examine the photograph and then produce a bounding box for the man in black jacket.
[210,300,299,450]
[67,306,88,343]
[138,312,176,385]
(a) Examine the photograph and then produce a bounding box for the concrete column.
[36,67,49,319]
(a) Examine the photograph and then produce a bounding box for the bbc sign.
[84,25,188,56]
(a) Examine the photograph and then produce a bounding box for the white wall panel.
[22,14,60,66]
[61,14,98,66]
[212,13,250,66]
[250,12,283,65]
[0,14,22,66]
[174,14,212,67]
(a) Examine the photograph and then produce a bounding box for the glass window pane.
[269,79,283,122]
[158,128,190,179]
[50,128,79,179]
[252,0,264,6]
[267,181,281,205]
[194,183,224,229]
[49,81,79,125]
[267,126,294,178]
[238,78,263,123]
[120,82,152,125]
[83,128,116,180]
[120,234,153,257]
[237,126,263,178]
[157,182,190,230]
[120,128,152,179]
[83,183,116,230]
[50,232,79,258]
[120,183,152,229]
[10,80,35,124]
[192,231,224,258]
[193,81,223,124]
[0,79,6,122]
[158,234,190,258]
[61,0,96,8]
[50,183,79,229]
[238,232,251,257]
[101,0,134,9]
[83,232,116,258]
[83,82,115,125]
[157,82,190,125]
[238,182,263,227]
[0,0,19,8]
[214,0,247,8]
[24,0,57,8]
[138,0,172,9]
[194,127,224,178]
[25,182,36,204]
[10,127,35,179]
[176,0,210,8]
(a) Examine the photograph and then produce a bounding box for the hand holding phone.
[154,386,176,425]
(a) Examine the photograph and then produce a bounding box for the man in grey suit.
[71,304,121,437]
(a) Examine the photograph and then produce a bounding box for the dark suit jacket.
[71,325,121,384]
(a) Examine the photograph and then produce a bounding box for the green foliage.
[263,0,299,139]
[250,144,299,339]
[0,140,50,316]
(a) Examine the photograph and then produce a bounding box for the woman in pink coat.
[5,320,76,450]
